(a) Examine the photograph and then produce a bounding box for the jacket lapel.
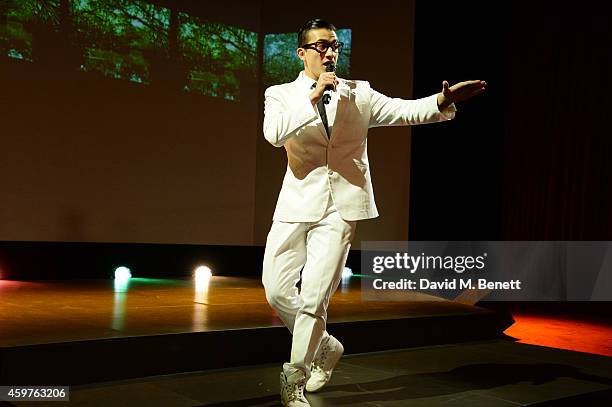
[333,80,355,132]
[294,77,330,144]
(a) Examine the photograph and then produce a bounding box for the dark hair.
[298,19,336,47]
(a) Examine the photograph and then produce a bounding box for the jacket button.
[328,169,333,175]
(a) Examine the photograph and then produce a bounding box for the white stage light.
[114,266,132,280]
[195,265,212,282]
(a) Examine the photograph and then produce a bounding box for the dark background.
[410,1,612,241]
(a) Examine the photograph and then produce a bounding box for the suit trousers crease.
[262,195,356,381]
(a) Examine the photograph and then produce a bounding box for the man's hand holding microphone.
[310,63,338,106]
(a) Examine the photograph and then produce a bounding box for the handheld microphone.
[322,63,336,104]
[325,63,336,91]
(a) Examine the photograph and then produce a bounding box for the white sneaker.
[280,371,310,407]
[306,335,344,392]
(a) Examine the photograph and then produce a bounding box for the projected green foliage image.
[73,0,171,85]
[178,15,256,100]
[0,0,39,62]
[1,1,352,100]
[0,0,257,100]
[263,29,351,88]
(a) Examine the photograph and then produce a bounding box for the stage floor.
[8,339,612,406]
[0,276,488,347]
[2,276,610,405]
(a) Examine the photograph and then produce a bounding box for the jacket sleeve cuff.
[434,94,457,120]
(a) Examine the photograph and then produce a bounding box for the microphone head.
[325,63,336,73]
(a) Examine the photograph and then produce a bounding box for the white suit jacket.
[263,71,456,222]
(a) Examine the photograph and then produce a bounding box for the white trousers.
[262,196,356,381]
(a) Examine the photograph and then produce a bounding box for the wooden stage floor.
[0,276,490,347]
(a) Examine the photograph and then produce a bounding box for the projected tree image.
[73,0,170,85]
[1,1,351,100]
[263,29,351,89]
[178,15,257,100]
[0,0,257,100]
[0,0,50,62]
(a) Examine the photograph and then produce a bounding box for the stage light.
[114,266,132,281]
[194,265,212,299]
[195,265,212,282]
[342,267,353,278]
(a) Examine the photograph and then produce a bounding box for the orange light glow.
[505,313,612,357]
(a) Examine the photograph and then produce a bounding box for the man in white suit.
[262,19,486,407]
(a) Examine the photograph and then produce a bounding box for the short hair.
[297,19,337,47]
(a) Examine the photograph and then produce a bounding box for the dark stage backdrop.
[1,0,419,248]
[410,1,612,241]
[501,3,612,240]
[409,1,508,240]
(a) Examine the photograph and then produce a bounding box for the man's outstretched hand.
[437,80,487,109]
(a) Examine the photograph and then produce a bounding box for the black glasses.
[301,41,344,54]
